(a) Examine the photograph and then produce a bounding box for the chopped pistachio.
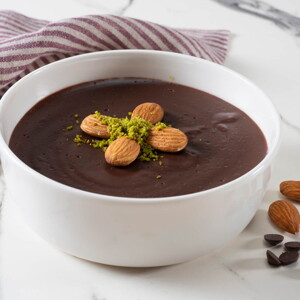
[93,111,166,161]
[74,135,83,143]
[66,125,73,131]
[155,122,170,131]
[158,161,163,166]
[74,114,79,118]
[156,175,162,179]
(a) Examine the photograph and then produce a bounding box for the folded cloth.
[0,10,230,97]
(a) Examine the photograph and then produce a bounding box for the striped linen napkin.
[0,10,230,98]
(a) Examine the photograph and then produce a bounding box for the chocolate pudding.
[9,78,267,198]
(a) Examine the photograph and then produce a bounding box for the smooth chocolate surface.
[9,78,267,198]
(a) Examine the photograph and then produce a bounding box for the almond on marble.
[280,181,300,201]
[268,200,300,234]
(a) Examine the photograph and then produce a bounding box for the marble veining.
[119,0,135,16]
[91,294,106,300]
[215,0,300,35]
[280,114,300,135]
[220,261,246,282]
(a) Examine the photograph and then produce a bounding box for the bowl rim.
[0,49,281,203]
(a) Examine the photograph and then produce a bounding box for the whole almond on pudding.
[131,102,164,124]
[105,136,140,166]
[280,181,300,201]
[268,200,300,234]
[147,127,188,152]
[80,114,110,138]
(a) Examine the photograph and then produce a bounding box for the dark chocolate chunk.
[279,251,299,265]
[266,250,281,266]
[264,234,284,246]
[284,241,300,252]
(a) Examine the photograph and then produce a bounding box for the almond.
[80,114,110,138]
[147,127,188,152]
[268,200,300,234]
[131,102,164,124]
[280,181,300,201]
[105,136,140,166]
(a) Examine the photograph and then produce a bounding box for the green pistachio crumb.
[76,120,80,124]
[66,125,73,131]
[74,114,79,118]
[127,112,132,116]
[154,122,170,130]
[94,111,162,161]
[158,161,163,166]
[169,76,174,81]
[156,175,162,179]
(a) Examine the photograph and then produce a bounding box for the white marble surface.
[1,0,300,299]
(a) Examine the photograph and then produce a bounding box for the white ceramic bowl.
[0,50,280,267]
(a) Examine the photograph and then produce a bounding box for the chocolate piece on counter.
[284,241,300,252]
[266,250,281,266]
[279,251,299,265]
[264,234,284,246]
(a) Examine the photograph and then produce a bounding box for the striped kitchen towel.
[0,10,230,98]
